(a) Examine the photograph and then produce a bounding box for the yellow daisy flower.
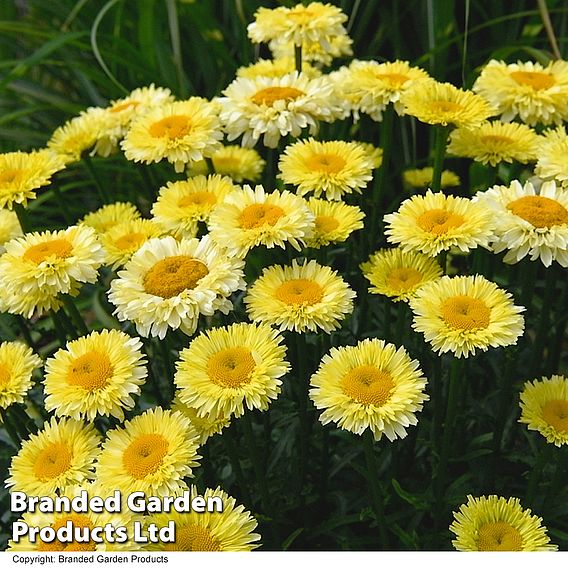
[43,329,147,421]
[100,218,163,269]
[409,275,525,358]
[8,482,140,552]
[0,341,42,412]
[358,142,383,169]
[519,375,568,446]
[247,2,348,51]
[269,32,353,67]
[121,98,223,172]
[187,145,266,183]
[0,209,22,254]
[151,175,236,238]
[0,150,66,209]
[146,486,261,551]
[309,338,429,441]
[305,198,365,248]
[237,57,321,79]
[207,184,314,258]
[473,59,568,126]
[474,179,568,266]
[0,225,105,318]
[337,59,430,121]
[218,72,346,148]
[534,125,568,187]
[171,396,231,445]
[400,79,494,129]
[47,108,109,163]
[95,407,200,497]
[383,189,495,256]
[450,495,557,551]
[447,120,540,166]
[244,259,356,334]
[402,167,460,190]
[278,138,375,201]
[93,84,174,157]
[108,235,245,339]
[361,248,443,302]
[80,201,141,234]
[174,323,289,421]
[6,416,101,495]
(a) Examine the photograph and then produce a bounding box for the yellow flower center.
[477,522,523,551]
[110,101,139,113]
[163,524,221,551]
[115,232,146,251]
[0,363,11,387]
[428,101,463,114]
[341,365,394,406]
[0,168,22,185]
[306,152,346,173]
[178,192,217,208]
[67,351,113,391]
[238,203,285,229]
[122,434,169,479]
[288,7,316,24]
[510,71,555,91]
[37,515,96,552]
[416,208,465,234]
[149,115,193,139]
[441,295,491,331]
[143,255,209,298]
[23,238,73,264]
[206,347,256,388]
[275,278,324,305]
[251,86,304,106]
[377,72,410,87]
[542,399,568,433]
[480,134,514,145]
[315,215,340,234]
[507,195,568,228]
[386,267,423,292]
[33,442,73,481]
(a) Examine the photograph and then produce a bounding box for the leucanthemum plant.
[519,375,568,446]
[207,184,314,258]
[383,189,495,257]
[95,407,200,498]
[43,329,147,421]
[450,495,557,551]
[474,179,568,266]
[309,338,429,441]
[108,235,245,338]
[174,322,290,420]
[244,259,356,333]
[410,275,525,358]
[278,138,375,200]
[6,417,101,495]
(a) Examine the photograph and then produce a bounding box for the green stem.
[294,332,309,498]
[544,446,568,508]
[525,443,554,507]
[431,125,450,193]
[394,301,407,345]
[294,43,302,73]
[61,295,89,336]
[491,348,517,455]
[51,185,73,225]
[530,265,557,377]
[241,412,271,515]
[83,155,110,204]
[222,423,253,506]
[0,408,22,446]
[362,430,389,549]
[204,157,216,175]
[10,403,37,437]
[438,250,448,274]
[13,203,30,233]
[15,316,35,348]
[136,164,157,204]
[51,311,69,346]
[368,104,394,252]
[435,357,463,527]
